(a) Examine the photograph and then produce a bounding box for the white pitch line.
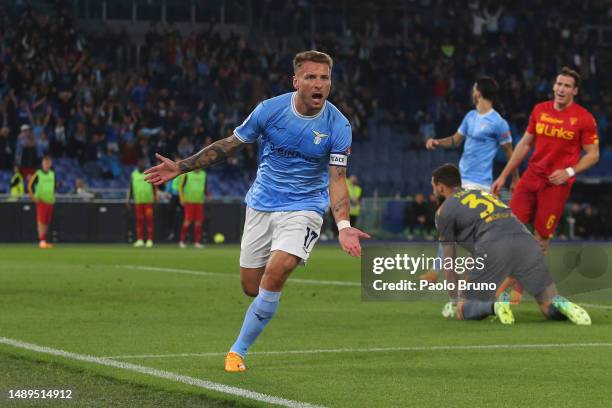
[0,336,324,408]
[104,342,612,360]
[117,265,360,287]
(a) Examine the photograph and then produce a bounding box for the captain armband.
[329,153,348,167]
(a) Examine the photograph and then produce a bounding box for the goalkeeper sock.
[547,303,568,321]
[230,287,280,357]
[462,300,495,320]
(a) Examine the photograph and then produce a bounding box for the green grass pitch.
[1,243,611,407]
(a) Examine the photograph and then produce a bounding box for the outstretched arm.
[178,134,244,174]
[426,132,465,150]
[145,134,244,185]
[329,166,370,257]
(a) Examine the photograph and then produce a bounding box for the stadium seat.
[381,200,408,233]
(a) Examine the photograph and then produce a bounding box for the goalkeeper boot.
[224,352,246,372]
[442,301,457,319]
[552,296,591,326]
[494,291,515,324]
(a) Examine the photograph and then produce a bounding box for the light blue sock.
[230,288,281,357]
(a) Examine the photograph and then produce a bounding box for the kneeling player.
[432,163,590,325]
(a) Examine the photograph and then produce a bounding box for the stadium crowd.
[0,0,611,237]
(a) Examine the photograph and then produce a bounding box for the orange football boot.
[224,352,246,372]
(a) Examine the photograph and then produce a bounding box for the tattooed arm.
[329,165,351,224]
[329,165,370,257]
[144,134,244,185]
[178,134,244,174]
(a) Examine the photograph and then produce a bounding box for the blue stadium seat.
[381,200,408,233]
[431,149,445,166]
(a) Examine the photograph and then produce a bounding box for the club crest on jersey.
[570,117,578,125]
[312,130,329,145]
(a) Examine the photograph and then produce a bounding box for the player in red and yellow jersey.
[492,67,599,254]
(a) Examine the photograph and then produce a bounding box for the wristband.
[337,220,351,231]
[565,167,576,177]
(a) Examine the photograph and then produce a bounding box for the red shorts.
[36,202,54,225]
[510,169,571,239]
[135,203,153,219]
[184,203,204,222]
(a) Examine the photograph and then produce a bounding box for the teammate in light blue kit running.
[426,77,517,191]
[423,77,519,294]
[144,51,370,372]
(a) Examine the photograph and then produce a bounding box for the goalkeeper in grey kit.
[431,163,590,325]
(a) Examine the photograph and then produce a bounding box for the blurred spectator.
[418,114,436,147]
[18,131,39,179]
[579,205,599,238]
[177,136,194,158]
[74,178,95,200]
[51,116,67,157]
[426,194,438,231]
[242,144,258,172]
[0,127,13,170]
[407,193,430,235]
[572,203,599,239]
[36,130,50,157]
[9,165,24,200]
[99,147,121,179]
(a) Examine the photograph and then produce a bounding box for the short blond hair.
[293,50,333,73]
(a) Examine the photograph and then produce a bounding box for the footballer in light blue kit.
[143,51,370,372]
[426,77,518,191]
[235,91,352,215]
[457,107,512,189]
[424,77,519,292]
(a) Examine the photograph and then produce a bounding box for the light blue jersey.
[457,109,511,186]
[234,92,352,215]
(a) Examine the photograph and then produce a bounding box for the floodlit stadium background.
[1,2,612,408]
[1,0,611,242]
